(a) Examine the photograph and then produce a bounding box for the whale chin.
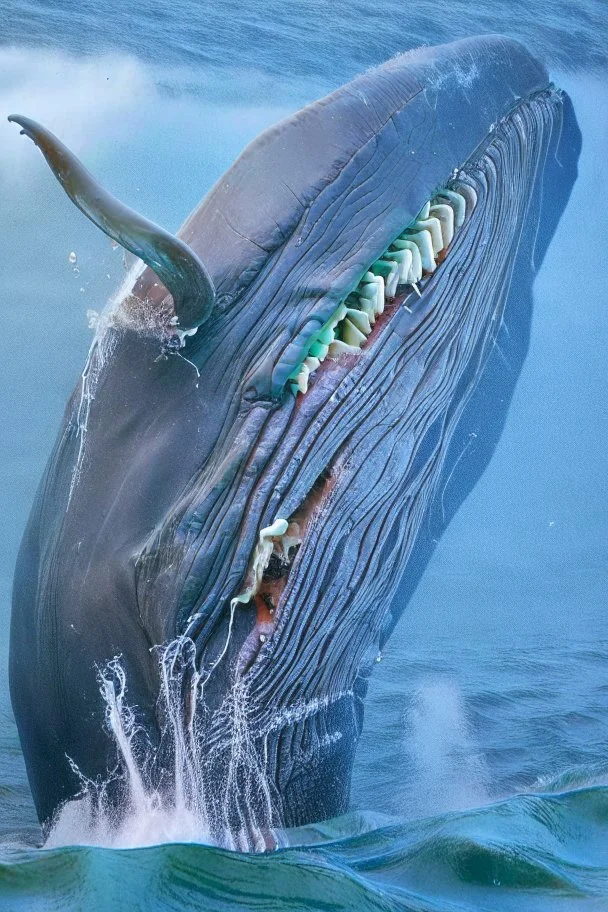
[9,36,580,850]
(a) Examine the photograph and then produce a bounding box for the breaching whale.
[9,35,580,850]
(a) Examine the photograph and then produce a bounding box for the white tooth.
[372,276,385,314]
[418,201,431,220]
[371,260,399,299]
[304,356,320,373]
[436,189,466,228]
[359,274,383,312]
[328,340,360,358]
[385,264,399,298]
[392,238,422,283]
[341,317,366,347]
[346,308,372,335]
[296,365,309,393]
[414,217,443,255]
[404,229,435,272]
[385,248,412,284]
[454,183,477,214]
[429,203,454,247]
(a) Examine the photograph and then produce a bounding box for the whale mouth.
[285,183,477,397]
[232,177,479,672]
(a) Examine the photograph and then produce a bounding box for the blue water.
[0,1,607,909]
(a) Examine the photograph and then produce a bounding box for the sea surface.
[0,1,607,909]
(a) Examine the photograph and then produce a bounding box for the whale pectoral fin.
[8,114,215,333]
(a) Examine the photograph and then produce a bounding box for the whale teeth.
[435,189,466,228]
[345,308,372,335]
[412,217,443,256]
[370,259,400,299]
[289,181,476,396]
[429,203,454,247]
[402,228,435,273]
[390,239,423,284]
[340,317,367,348]
[328,339,360,357]
[296,363,309,393]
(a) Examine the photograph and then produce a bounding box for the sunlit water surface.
[0,1,607,909]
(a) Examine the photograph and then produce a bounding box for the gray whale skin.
[9,35,580,849]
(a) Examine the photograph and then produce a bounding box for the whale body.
[9,36,580,849]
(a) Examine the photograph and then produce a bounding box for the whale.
[8,35,580,850]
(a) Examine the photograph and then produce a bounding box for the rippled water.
[0,0,607,908]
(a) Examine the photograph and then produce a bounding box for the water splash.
[403,678,491,818]
[46,636,276,852]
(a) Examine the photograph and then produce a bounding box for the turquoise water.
[0,1,607,909]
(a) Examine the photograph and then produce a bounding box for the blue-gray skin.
[9,35,580,848]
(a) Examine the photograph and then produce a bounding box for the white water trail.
[47,635,276,851]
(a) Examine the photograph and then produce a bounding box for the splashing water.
[403,678,491,818]
[47,636,276,852]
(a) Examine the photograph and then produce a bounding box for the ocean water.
[0,1,607,909]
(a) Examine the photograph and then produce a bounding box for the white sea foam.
[46,637,275,852]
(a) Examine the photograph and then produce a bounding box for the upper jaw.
[179,35,548,318]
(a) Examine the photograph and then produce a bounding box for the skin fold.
[8,36,580,849]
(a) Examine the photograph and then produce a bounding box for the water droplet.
[68,251,77,265]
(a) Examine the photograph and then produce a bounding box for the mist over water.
[0,0,607,908]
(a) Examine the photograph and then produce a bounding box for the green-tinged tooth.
[309,340,329,360]
[318,325,335,345]
[363,271,376,283]
[358,297,376,324]
[429,203,454,247]
[384,248,412,284]
[435,189,466,228]
[289,381,299,396]
[358,283,377,302]
[304,355,320,373]
[371,259,399,298]
[346,308,372,335]
[392,238,422,283]
[418,201,431,220]
[296,364,309,394]
[333,302,348,323]
[403,229,435,272]
[413,217,443,255]
[341,317,366,347]
[328,340,360,358]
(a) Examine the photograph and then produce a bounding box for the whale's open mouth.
[231,177,479,671]
[285,183,476,396]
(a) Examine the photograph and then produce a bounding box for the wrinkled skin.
[9,36,580,846]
